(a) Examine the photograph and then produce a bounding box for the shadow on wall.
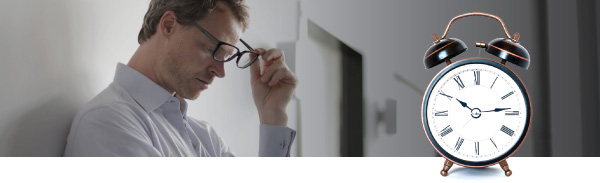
[0,0,83,156]
[10,94,79,156]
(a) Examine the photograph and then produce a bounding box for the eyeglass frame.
[190,21,259,68]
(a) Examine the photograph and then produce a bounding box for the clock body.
[422,57,531,167]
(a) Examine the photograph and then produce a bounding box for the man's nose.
[209,61,225,78]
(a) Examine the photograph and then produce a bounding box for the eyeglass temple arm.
[191,22,220,44]
[240,39,255,52]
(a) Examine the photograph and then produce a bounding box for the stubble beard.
[163,51,201,100]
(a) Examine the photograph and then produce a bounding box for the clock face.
[422,58,530,167]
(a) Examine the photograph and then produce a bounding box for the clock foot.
[440,159,453,176]
[499,160,512,176]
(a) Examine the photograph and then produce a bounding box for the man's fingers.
[249,48,267,80]
[249,53,261,80]
[261,49,284,66]
[250,48,288,85]
[254,48,267,55]
[267,68,288,86]
[261,61,283,84]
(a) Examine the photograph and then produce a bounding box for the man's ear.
[158,11,178,39]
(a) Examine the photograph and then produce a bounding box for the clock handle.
[440,159,453,176]
[434,12,519,43]
[499,159,513,176]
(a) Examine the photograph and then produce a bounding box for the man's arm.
[65,107,161,157]
[249,48,298,157]
[249,48,298,127]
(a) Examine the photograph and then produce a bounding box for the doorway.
[296,19,364,156]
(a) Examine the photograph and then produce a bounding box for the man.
[64,0,298,156]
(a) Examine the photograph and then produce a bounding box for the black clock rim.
[421,57,532,167]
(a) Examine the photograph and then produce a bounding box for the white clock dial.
[425,62,528,163]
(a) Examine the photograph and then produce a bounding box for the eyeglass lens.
[213,44,237,62]
[237,51,255,68]
[214,43,257,68]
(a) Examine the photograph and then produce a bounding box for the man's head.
[137,0,249,100]
[138,0,248,44]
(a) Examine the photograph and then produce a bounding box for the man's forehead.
[198,3,243,45]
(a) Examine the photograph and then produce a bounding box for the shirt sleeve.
[258,124,296,157]
[64,107,161,157]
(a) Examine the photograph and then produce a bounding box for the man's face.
[161,5,242,100]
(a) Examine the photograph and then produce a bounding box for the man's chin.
[182,90,202,100]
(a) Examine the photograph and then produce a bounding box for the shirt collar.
[113,63,174,113]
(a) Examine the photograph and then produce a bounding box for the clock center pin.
[471,108,482,118]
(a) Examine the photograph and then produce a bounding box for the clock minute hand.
[481,108,511,112]
[456,98,473,110]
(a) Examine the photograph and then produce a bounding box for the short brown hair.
[138,0,249,44]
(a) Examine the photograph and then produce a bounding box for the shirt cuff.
[258,124,296,157]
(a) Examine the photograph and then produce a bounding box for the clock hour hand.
[481,108,511,112]
[456,98,473,110]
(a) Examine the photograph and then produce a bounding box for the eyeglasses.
[191,22,259,68]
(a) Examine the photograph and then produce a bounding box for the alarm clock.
[421,12,531,177]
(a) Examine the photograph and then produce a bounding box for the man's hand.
[249,48,298,127]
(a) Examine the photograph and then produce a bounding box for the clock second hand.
[462,117,473,127]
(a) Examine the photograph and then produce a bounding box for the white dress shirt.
[64,63,296,157]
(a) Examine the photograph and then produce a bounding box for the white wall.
[0,0,146,156]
